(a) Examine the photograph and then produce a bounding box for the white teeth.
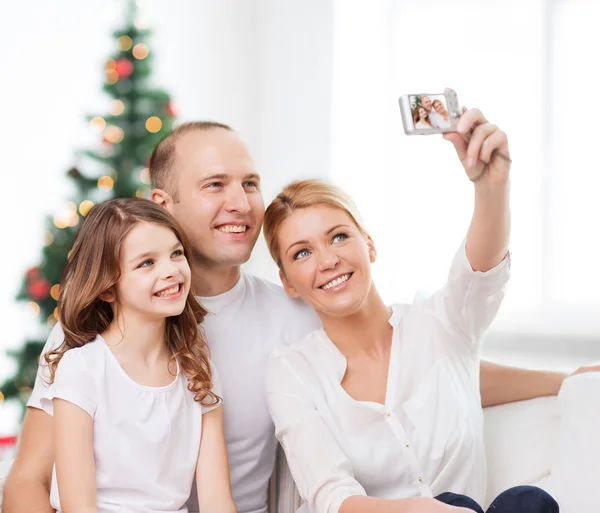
[321,274,351,290]
[217,225,247,233]
[155,285,179,298]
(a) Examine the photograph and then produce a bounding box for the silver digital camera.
[399,91,462,135]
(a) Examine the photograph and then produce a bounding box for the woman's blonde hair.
[263,179,366,267]
[44,197,219,407]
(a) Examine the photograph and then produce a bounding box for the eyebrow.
[196,173,261,186]
[129,241,183,264]
[285,224,351,255]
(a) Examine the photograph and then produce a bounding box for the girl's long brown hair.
[44,197,219,406]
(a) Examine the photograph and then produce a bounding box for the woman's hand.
[570,363,600,377]
[443,100,511,186]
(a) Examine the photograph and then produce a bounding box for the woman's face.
[418,107,428,120]
[433,101,445,114]
[277,205,376,318]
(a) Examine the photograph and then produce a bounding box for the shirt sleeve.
[266,353,367,513]
[27,322,66,410]
[201,362,223,414]
[425,239,510,351]
[39,348,97,418]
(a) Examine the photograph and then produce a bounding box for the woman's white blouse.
[40,336,222,513]
[265,243,510,513]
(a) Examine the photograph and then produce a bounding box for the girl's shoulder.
[59,336,107,372]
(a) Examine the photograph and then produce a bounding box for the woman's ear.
[99,289,115,303]
[366,234,377,263]
[279,269,300,298]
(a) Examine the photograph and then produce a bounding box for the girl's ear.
[366,234,377,263]
[279,269,300,298]
[99,289,115,303]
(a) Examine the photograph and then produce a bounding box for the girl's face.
[277,205,376,319]
[114,222,191,321]
[433,101,445,114]
[418,107,428,120]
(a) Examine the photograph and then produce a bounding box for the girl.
[262,109,558,513]
[41,198,236,513]
[413,105,434,129]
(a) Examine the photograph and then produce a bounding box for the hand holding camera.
[399,89,511,183]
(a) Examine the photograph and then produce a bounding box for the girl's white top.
[40,336,221,513]
[265,242,511,513]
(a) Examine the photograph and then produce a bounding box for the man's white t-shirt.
[37,335,221,513]
[28,273,321,513]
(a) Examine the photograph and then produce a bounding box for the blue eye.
[332,233,348,243]
[243,181,258,188]
[172,249,184,258]
[139,259,154,268]
[207,182,223,188]
[294,249,310,260]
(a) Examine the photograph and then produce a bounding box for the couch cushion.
[483,396,559,506]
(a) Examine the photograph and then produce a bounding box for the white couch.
[0,396,563,512]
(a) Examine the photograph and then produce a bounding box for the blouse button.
[417,476,423,482]
[405,443,410,448]
[385,411,391,417]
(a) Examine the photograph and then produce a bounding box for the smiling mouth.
[154,283,182,298]
[320,273,353,290]
[216,225,248,233]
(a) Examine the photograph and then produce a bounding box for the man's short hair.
[149,121,233,201]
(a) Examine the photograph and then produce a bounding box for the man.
[419,95,443,128]
[3,121,590,513]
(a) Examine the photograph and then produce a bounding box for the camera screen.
[409,94,452,129]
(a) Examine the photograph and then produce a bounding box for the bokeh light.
[110,99,125,116]
[79,200,94,216]
[145,116,162,133]
[117,35,133,51]
[132,43,149,60]
[98,176,115,191]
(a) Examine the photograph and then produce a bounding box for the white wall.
[0,0,334,432]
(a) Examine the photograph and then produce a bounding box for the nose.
[158,258,180,280]
[224,184,251,214]
[317,246,340,272]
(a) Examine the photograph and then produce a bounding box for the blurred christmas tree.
[0,1,176,410]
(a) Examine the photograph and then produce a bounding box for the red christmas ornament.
[115,59,133,78]
[25,267,40,281]
[165,101,177,117]
[28,279,51,301]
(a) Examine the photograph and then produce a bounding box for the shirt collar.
[197,274,246,316]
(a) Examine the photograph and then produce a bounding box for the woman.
[262,109,558,513]
[432,98,451,128]
[413,105,434,129]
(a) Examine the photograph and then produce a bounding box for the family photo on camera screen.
[411,94,452,129]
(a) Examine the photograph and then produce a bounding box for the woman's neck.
[102,311,169,364]
[318,285,393,358]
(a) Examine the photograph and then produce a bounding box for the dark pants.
[435,485,559,513]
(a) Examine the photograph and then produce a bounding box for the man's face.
[163,129,265,269]
[420,96,432,111]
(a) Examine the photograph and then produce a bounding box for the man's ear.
[279,269,300,298]
[99,289,115,303]
[151,188,172,209]
[366,234,377,263]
